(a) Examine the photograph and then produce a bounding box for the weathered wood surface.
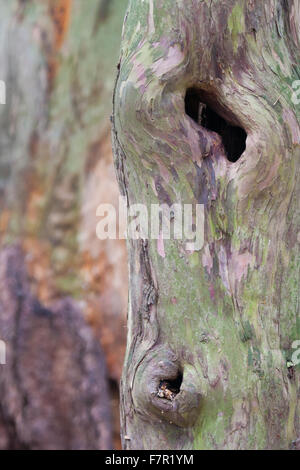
[113,0,300,449]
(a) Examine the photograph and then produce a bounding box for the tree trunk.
[0,0,128,449]
[0,245,112,450]
[113,0,300,449]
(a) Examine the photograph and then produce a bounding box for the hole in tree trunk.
[157,371,183,401]
[185,88,247,162]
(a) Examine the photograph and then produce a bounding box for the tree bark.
[0,0,128,448]
[0,245,112,450]
[113,0,300,449]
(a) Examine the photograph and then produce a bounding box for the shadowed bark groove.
[113,0,300,450]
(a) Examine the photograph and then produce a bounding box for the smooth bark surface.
[113,0,300,449]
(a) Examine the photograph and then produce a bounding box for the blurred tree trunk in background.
[0,245,112,450]
[113,0,300,450]
[0,0,128,449]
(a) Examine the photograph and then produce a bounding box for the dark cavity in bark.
[185,88,247,162]
[158,370,183,400]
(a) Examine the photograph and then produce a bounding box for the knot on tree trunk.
[132,347,203,428]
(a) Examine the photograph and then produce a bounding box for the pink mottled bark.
[113,0,300,450]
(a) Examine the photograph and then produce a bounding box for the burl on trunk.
[113,0,300,450]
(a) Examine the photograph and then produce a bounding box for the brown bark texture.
[113,0,300,449]
[0,245,112,450]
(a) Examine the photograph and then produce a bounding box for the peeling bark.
[113,0,300,449]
